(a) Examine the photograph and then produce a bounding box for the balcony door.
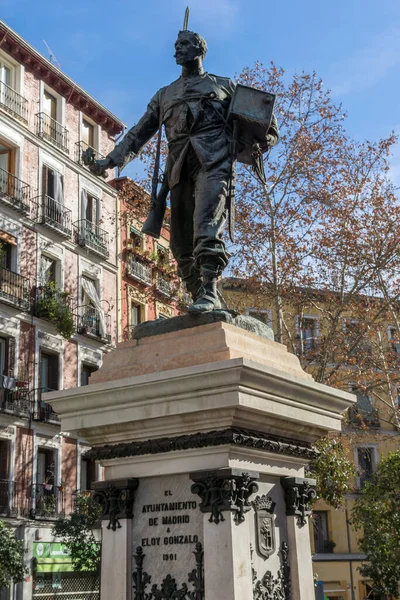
[0,143,15,199]
[43,90,57,121]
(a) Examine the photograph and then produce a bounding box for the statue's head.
[174,30,208,65]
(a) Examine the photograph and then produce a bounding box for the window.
[388,327,400,353]
[82,119,95,149]
[0,141,15,176]
[37,447,56,486]
[0,241,13,270]
[129,227,143,250]
[300,316,319,351]
[39,351,59,392]
[0,439,10,514]
[39,255,57,286]
[42,165,63,203]
[357,447,376,488]
[313,511,331,553]
[157,244,169,265]
[81,364,98,386]
[80,276,106,339]
[0,336,15,378]
[80,456,96,491]
[0,61,12,87]
[85,193,98,224]
[158,313,169,320]
[43,90,57,121]
[131,303,142,327]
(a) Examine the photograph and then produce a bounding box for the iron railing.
[30,388,60,423]
[0,167,31,214]
[31,483,65,519]
[0,266,30,310]
[126,257,153,285]
[74,141,106,168]
[73,219,109,258]
[0,81,28,123]
[32,194,72,236]
[35,112,69,153]
[155,272,174,297]
[0,479,16,517]
[0,386,31,417]
[76,305,111,343]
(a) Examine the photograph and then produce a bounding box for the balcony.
[73,219,109,258]
[0,167,31,214]
[31,483,64,519]
[32,389,60,424]
[32,194,72,237]
[0,479,16,517]
[155,272,175,297]
[126,257,153,285]
[0,267,30,310]
[35,112,69,153]
[75,141,107,172]
[76,305,111,343]
[0,386,31,418]
[0,81,28,123]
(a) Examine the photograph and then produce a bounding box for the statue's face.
[174,34,202,65]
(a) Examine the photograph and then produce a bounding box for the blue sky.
[3,0,400,181]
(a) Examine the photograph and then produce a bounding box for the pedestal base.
[46,320,355,600]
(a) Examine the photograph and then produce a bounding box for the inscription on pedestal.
[132,474,203,594]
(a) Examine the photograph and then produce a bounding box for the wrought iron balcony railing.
[31,483,65,519]
[76,305,111,343]
[0,479,17,517]
[0,167,31,214]
[31,388,60,424]
[35,112,69,153]
[74,141,106,169]
[0,267,30,310]
[0,385,31,417]
[126,257,153,285]
[73,219,109,258]
[32,194,72,237]
[155,272,175,297]
[0,81,28,123]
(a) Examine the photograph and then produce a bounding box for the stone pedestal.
[46,320,355,600]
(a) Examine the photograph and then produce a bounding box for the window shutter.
[42,165,49,196]
[7,337,15,377]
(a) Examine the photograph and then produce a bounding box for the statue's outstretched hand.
[81,147,113,178]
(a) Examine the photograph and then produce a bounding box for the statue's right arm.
[92,91,161,175]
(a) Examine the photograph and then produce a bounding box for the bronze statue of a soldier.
[87,10,279,313]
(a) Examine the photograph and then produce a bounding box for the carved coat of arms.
[252,495,276,559]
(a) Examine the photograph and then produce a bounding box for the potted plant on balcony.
[35,282,75,339]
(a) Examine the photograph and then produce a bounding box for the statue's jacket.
[107,73,237,188]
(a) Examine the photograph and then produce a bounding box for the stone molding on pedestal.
[86,427,317,462]
[132,543,204,600]
[252,542,290,600]
[281,476,317,527]
[93,477,139,531]
[190,468,259,525]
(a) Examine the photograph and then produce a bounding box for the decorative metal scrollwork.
[253,542,291,600]
[92,478,138,532]
[133,543,204,600]
[281,477,317,527]
[190,469,259,524]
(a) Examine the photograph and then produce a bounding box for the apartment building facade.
[222,278,397,600]
[0,21,124,600]
[113,176,188,341]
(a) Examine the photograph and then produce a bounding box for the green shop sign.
[33,542,73,573]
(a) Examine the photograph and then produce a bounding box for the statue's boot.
[188,278,221,313]
[183,271,202,302]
